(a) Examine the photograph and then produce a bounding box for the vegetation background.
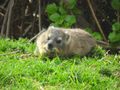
[0,0,120,90]
[0,0,120,45]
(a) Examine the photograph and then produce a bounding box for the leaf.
[112,22,120,32]
[68,0,77,9]
[85,28,93,34]
[59,7,67,14]
[49,13,61,22]
[108,32,120,43]
[111,0,120,10]
[49,13,65,25]
[92,32,103,40]
[63,23,70,28]
[65,15,76,26]
[85,28,103,40]
[45,3,58,15]
[57,16,65,25]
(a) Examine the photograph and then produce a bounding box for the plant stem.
[87,0,107,41]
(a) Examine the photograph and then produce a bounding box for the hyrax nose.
[48,43,53,50]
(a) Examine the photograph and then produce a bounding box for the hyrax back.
[34,26,96,56]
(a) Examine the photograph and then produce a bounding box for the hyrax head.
[45,26,69,53]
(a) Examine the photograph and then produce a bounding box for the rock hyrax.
[34,26,96,57]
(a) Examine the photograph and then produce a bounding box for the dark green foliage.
[0,38,35,53]
[62,0,77,9]
[108,22,120,44]
[111,0,120,10]
[110,0,120,46]
[88,46,105,58]
[112,22,120,32]
[85,28,103,40]
[45,1,77,27]
[99,68,112,77]
[64,15,76,27]
[45,3,58,15]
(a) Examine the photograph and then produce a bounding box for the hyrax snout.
[34,26,96,57]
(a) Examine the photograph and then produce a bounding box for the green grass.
[0,38,120,90]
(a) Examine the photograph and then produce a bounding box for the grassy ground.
[0,38,120,90]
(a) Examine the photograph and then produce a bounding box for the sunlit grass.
[0,38,120,90]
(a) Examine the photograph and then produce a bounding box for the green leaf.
[49,13,61,22]
[85,28,93,34]
[65,15,76,26]
[49,13,65,25]
[46,3,58,15]
[57,16,65,25]
[111,0,120,10]
[63,23,71,28]
[68,0,77,9]
[92,32,103,40]
[108,32,120,43]
[112,22,120,32]
[85,28,103,40]
[59,7,67,14]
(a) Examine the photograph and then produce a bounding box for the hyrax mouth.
[47,47,59,53]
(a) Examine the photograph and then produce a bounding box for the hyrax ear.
[48,26,55,30]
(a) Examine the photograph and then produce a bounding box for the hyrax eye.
[56,39,62,44]
[47,37,50,40]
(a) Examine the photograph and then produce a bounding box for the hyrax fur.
[34,26,96,57]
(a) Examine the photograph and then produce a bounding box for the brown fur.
[34,26,96,56]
